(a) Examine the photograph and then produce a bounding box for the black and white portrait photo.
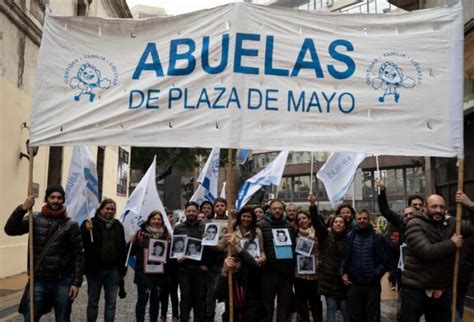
[170,235,187,259]
[295,237,314,257]
[202,223,220,246]
[297,255,315,274]
[185,237,203,261]
[143,249,164,274]
[240,239,261,259]
[272,228,292,246]
[148,239,168,262]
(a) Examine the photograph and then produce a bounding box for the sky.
[126,0,238,16]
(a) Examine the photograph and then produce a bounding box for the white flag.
[317,152,366,208]
[236,151,289,210]
[65,146,99,225]
[119,157,172,240]
[190,148,220,204]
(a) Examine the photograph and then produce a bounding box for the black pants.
[261,271,293,322]
[178,269,207,322]
[400,287,450,322]
[294,278,321,309]
[160,270,179,318]
[135,285,159,322]
[347,283,381,322]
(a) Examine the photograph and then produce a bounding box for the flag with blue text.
[65,146,99,225]
[190,148,220,204]
[316,152,366,207]
[236,151,289,210]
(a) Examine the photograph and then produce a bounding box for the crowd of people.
[4,183,474,322]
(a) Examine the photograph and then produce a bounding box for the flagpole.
[451,159,464,322]
[375,155,381,195]
[27,145,35,322]
[225,148,234,322]
[310,152,314,194]
[80,148,94,243]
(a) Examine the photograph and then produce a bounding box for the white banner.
[119,157,172,239]
[190,148,220,204]
[65,146,99,224]
[30,3,464,158]
[317,152,366,207]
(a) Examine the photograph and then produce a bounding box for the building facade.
[0,0,132,278]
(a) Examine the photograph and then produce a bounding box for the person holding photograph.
[160,208,180,322]
[293,208,322,322]
[81,198,127,322]
[257,199,295,322]
[215,232,267,322]
[233,206,266,265]
[174,201,209,322]
[129,210,171,322]
[309,193,350,322]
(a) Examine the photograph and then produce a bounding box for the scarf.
[146,225,164,239]
[239,225,251,237]
[97,215,114,229]
[298,226,316,240]
[41,205,66,219]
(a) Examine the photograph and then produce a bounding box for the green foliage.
[131,147,234,171]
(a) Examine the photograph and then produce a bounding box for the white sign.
[30,3,464,158]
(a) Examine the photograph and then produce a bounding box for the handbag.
[18,219,71,314]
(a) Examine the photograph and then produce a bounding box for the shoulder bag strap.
[33,219,72,272]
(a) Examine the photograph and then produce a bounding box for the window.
[47,147,63,186]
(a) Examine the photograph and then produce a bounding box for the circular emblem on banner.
[64,54,118,103]
[366,51,422,104]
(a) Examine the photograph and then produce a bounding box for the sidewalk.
[0,273,27,321]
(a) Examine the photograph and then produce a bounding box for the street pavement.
[1,273,473,321]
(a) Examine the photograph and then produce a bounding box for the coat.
[402,208,474,290]
[311,205,347,299]
[4,205,84,287]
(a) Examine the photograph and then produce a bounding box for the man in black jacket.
[340,210,387,322]
[258,199,295,322]
[401,192,474,322]
[174,201,209,322]
[4,184,84,322]
[81,198,127,322]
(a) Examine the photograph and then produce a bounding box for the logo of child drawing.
[69,63,110,102]
[366,52,422,104]
[64,54,118,103]
[371,62,415,103]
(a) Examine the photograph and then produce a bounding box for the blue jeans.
[325,296,349,322]
[86,269,120,322]
[22,277,73,322]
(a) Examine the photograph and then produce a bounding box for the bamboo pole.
[310,152,314,194]
[27,145,35,322]
[451,159,464,322]
[226,148,234,322]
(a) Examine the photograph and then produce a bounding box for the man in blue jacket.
[340,209,387,322]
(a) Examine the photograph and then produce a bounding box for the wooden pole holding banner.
[451,159,464,322]
[310,152,314,194]
[27,145,35,322]
[225,148,234,322]
[375,155,381,195]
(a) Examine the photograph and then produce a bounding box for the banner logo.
[64,54,118,103]
[366,51,422,104]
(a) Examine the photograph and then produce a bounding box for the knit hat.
[44,184,65,202]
